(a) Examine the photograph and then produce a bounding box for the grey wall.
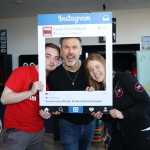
[0,8,150,69]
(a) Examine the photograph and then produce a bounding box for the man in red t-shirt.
[1,43,60,150]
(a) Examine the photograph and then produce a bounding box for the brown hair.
[45,43,60,55]
[59,37,82,46]
[85,54,106,90]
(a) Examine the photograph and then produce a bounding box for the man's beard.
[64,56,79,66]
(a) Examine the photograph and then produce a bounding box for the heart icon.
[89,107,94,112]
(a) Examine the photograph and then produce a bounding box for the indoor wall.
[0,8,150,69]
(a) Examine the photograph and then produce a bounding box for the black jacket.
[102,72,150,135]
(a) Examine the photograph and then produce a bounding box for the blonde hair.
[85,54,106,90]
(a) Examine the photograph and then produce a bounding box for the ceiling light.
[13,0,22,4]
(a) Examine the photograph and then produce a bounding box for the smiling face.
[60,38,82,66]
[87,60,106,84]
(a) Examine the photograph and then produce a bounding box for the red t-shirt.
[4,66,44,132]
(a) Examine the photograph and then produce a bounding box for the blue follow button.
[68,106,83,113]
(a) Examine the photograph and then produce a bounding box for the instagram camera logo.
[73,107,79,112]
[42,27,52,37]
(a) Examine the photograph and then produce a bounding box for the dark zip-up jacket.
[102,72,150,135]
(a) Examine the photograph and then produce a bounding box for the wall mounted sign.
[142,36,150,42]
[0,29,7,54]
[142,43,150,50]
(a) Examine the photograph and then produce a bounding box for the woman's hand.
[109,109,124,119]
[85,86,95,92]
[91,111,103,119]
[39,109,51,119]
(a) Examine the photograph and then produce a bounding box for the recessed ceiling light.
[13,0,22,4]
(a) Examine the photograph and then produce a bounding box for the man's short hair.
[45,43,60,54]
[59,37,82,46]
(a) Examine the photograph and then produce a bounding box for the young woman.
[85,53,150,150]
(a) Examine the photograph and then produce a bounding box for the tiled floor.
[0,133,105,150]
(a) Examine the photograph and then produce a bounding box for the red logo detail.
[45,93,48,95]
[135,82,143,92]
[114,86,123,98]
[42,27,52,37]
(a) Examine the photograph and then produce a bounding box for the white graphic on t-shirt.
[28,96,37,101]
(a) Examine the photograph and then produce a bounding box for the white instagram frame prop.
[38,12,112,113]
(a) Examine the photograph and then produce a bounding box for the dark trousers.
[108,130,150,150]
